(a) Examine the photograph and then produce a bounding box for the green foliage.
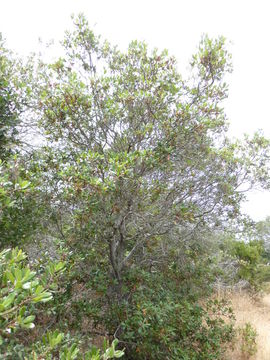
[231,240,270,290]
[0,158,44,248]
[76,245,234,360]
[0,247,64,352]
[20,15,270,358]
[0,248,64,349]
[31,14,270,289]
[1,13,270,360]
[101,270,234,360]
[0,248,124,359]
[239,322,257,358]
[0,35,19,160]
[249,216,270,259]
[87,339,124,360]
[0,34,30,161]
[232,240,263,265]
[29,333,124,360]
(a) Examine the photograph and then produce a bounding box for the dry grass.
[220,290,270,359]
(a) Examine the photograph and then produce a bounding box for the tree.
[18,15,270,358]
[0,35,20,160]
[32,15,270,287]
[254,216,270,254]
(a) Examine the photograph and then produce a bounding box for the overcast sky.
[1,0,270,220]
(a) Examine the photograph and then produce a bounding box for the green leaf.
[23,315,35,324]
[23,322,35,329]
[19,180,30,190]
[1,293,16,309]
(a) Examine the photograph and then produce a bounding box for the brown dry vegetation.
[220,291,270,359]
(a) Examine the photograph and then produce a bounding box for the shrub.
[231,240,270,290]
[239,322,257,358]
[100,268,235,360]
[0,248,124,359]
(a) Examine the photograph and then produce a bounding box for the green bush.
[231,240,270,290]
[0,248,124,359]
[98,267,235,360]
[0,247,65,355]
[0,159,45,249]
[239,322,257,358]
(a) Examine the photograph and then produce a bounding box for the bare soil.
[224,291,270,359]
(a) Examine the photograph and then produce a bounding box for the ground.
[225,291,270,359]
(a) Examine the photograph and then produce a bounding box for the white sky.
[1,0,270,220]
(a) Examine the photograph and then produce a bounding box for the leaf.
[6,270,15,284]
[23,315,35,324]
[22,279,39,289]
[23,322,35,329]
[1,292,16,309]
[33,291,53,303]
[19,180,30,190]
[54,261,66,272]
